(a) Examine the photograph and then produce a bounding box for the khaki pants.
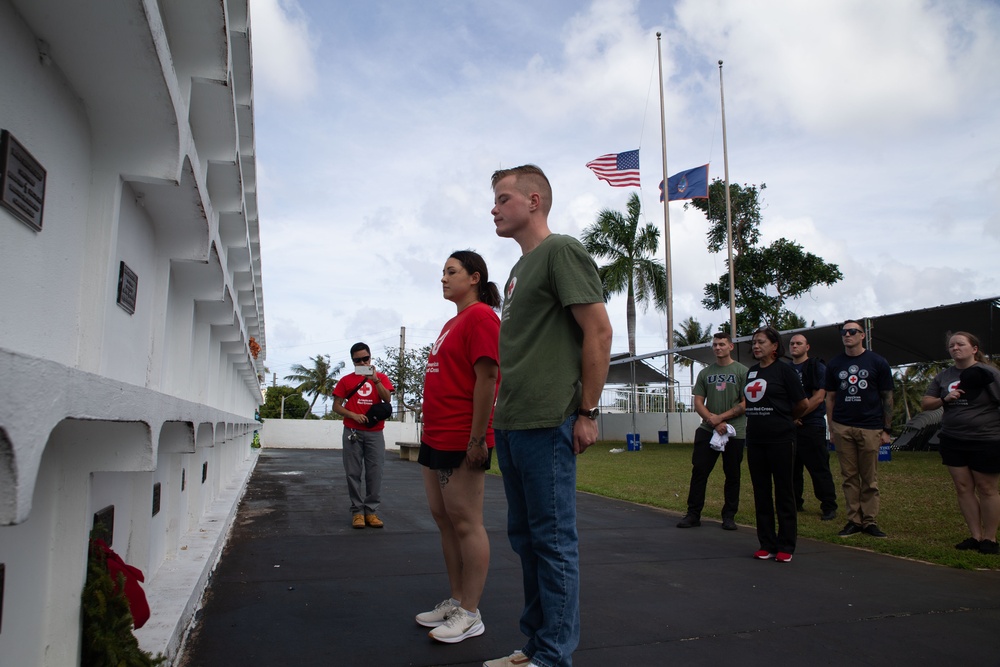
[829,421,882,526]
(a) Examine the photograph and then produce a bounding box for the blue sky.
[249,0,1000,386]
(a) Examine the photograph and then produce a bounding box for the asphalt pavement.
[178,448,1000,667]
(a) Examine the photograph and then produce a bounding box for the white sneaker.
[415,599,458,628]
[483,650,532,667]
[429,608,485,643]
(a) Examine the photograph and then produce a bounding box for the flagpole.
[657,32,675,412]
[719,60,737,337]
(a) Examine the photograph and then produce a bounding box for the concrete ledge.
[134,449,259,661]
[397,441,420,462]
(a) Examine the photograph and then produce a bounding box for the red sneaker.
[775,552,793,563]
[753,550,775,560]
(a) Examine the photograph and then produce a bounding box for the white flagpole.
[719,60,737,337]
[657,32,675,412]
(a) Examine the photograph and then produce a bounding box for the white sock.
[459,606,478,618]
[449,597,461,607]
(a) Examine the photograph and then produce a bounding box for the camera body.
[354,364,374,376]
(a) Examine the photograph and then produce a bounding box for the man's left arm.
[372,369,392,402]
[879,389,894,444]
[569,302,613,455]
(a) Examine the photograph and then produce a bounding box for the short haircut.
[842,319,863,330]
[491,164,553,215]
[350,342,370,357]
[712,332,733,343]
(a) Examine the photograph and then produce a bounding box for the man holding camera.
[333,342,394,529]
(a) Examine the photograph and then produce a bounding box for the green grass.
[494,442,999,570]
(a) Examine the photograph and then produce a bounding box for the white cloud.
[249,0,318,102]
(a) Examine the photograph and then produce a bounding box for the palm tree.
[285,354,346,416]
[673,316,713,385]
[581,192,667,355]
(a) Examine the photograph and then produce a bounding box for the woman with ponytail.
[921,331,1000,555]
[744,326,808,563]
[415,250,501,643]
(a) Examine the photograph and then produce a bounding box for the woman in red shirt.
[415,250,501,644]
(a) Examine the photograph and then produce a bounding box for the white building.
[0,0,265,664]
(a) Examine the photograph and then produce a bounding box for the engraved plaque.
[152,482,161,516]
[0,130,46,231]
[117,261,138,315]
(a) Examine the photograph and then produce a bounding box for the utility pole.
[398,326,406,421]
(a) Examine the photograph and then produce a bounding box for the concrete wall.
[0,1,265,664]
[261,413,702,450]
[262,419,422,449]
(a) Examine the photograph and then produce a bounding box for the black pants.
[685,428,745,520]
[747,438,797,554]
[794,425,838,513]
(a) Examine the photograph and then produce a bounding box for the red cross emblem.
[745,380,767,402]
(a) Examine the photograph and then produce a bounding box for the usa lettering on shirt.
[708,372,738,390]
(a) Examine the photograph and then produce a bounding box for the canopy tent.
[607,352,671,384]
[621,296,1000,369]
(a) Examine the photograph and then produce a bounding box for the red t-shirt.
[422,301,501,451]
[333,371,394,431]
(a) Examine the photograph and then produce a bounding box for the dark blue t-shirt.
[791,358,827,428]
[744,360,807,443]
[824,350,893,429]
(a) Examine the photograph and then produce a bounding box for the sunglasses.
[352,355,371,363]
[840,328,863,337]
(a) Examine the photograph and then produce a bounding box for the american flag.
[586,150,640,188]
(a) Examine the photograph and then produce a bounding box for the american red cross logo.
[745,379,767,402]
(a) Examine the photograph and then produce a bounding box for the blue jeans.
[495,416,580,667]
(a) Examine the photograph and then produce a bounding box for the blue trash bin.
[626,433,641,451]
[658,430,669,444]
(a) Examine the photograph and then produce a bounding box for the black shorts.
[938,434,1000,474]
[418,441,493,471]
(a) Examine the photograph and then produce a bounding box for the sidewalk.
[178,449,1000,666]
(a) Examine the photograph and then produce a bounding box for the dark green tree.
[284,354,345,415]
[581,192,667,354]
[893,362,948,430]
[259,385,309,419]
[374,345,431,414]
[673,316,713,385]
[688,180,843,335]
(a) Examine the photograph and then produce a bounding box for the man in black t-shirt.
[789,334,838,520]
[825,320,894,539]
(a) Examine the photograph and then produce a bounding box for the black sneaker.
[820,510,837,521]
[863,524,888,538]
[979,540,999,555]
[838,522,863,537]
[721,518,737,531]
[955,537,981,551]
[676,515,701,528]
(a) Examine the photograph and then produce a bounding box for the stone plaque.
[116,261,138,315]
[0,130,46,231]
[152,482,161,516]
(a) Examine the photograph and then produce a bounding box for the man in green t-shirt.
[677,332,748,531]
[484,164,612,667]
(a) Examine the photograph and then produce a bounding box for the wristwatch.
[578,407,600,420]
[882,427,893,436]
